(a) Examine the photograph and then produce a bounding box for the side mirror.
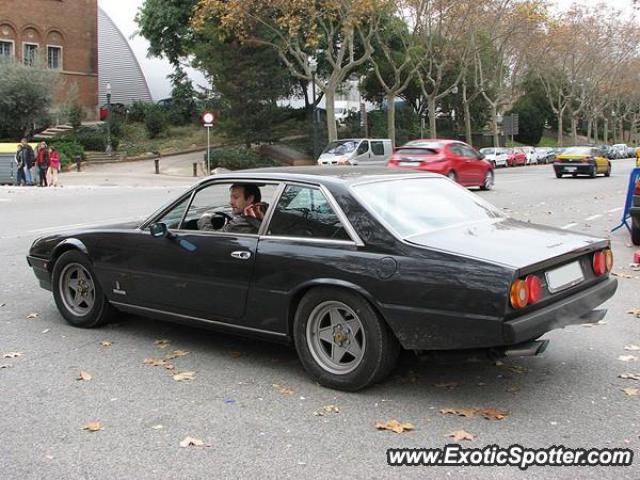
[149,222,173,239]
[478,153,485,160]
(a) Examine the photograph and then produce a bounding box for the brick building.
[0,0,98,118]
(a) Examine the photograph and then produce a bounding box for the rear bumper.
[554,163,594,174]
[503,277,618,344]
[26,255,52,291]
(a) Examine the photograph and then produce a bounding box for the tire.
[632,217,640,246]
[590,166,597,178]
[52,250,114,328]
[555,171,563,178]
[447,171,457,182]
[480,170,494,191]
[605,163,611,177]
[293,287,400,391]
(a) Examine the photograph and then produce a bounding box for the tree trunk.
[386,93,396,148]
[604,118,608,144]
[491,104,499,147]
[428,97,437,139]
[464,100,472,145]
[593,117,599,143]
[571,115,578,145]
[611,116,616,143]
[325,88,337,142]
[586,118,592,143]
[557,111,564,147]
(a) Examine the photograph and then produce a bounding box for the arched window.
[0,23,17,59]
[46,30,64,70]
[22,27,41,66]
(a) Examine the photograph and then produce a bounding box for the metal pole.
[207,126,211,175]
[312,73,318,160]
[106,93,112,156]
[75,155,81,172]
[154,158,159,174]
[193,162,198,177]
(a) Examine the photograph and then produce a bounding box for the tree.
[193,0,389,142]
[0,59,57,139]
[167,67,197,124]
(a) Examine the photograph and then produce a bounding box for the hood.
[406,218,605,269]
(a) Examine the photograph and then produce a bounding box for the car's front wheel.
[632,217,640,246]
[52,250,114,328]
[293,287,400,391]
[447,171,457,182]
[480,170,494,190]
[605,163,611,177]
[555,171,563,178]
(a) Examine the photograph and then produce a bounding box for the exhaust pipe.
[502,339,549,357]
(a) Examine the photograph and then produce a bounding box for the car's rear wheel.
[590,166,597,178]
[605,163,611,177]
[480,170,494,190]
[555,171,563,178]
[293,287,400,391]
[632,217,640,246]
[52,250,114,328]
[447,171,457,182]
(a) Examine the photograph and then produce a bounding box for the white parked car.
[521,146,540,165]
[479,147,509,168]
[317,138,393,166]
[611,144,629,159]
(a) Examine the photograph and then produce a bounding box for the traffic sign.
[201,111,216,127]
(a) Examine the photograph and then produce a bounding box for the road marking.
[561,223,578,229]
[607,207,623,213]
[585,214,602,221]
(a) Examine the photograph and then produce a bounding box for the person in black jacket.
[19,138,35,186]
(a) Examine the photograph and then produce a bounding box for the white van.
[317,138,393,166]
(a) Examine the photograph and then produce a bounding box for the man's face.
[21,139,27,146]
[229,186,254,214]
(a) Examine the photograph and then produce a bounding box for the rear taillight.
[593,249,613,276]
[525,275,543,304]
[510,279,529,309]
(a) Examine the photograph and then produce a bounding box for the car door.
[352,140,370,164]
[367,140,388,165]
[446,144,469,183]
[460,144,485,184]
[122,181,277,322]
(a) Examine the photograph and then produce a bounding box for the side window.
[356,141,369,155]
[155,195,192,229]
[371,141,385,156]
[267,185,351,241]
[461,145,480,159]
[449,145,462,156]
[182,183,233,229]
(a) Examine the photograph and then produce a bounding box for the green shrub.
[128,101,150,123]
[63,126,119,152]
[50,140,84,167]
[203,146,277,171]
[68,104,84,129]
[145,105,168,139]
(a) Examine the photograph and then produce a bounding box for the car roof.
[204,166,441,187]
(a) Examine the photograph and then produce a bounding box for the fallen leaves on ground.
[144,357,169,367]
[0,364,12,369]
[627,309,640,318]
[82,422,103,432]
[41,329,49,334]
[624,345,640,351]
[179,436,210,448]
[375,420,415,433]
[2,352,23,359]
[165,350,190,360]
[25,313,39,319]
[313,405,340,416]
[154,339,171,349]
[272,384,294,395]
[0,303,5,307]
[619,355,639,362]
[173,371,196,382]
[440,407,510,421]
[77,371,92,381]
[433,381,461,389]
[100,340,112,347]
[619,373,640,381]
[447,430,476,442]
[622,388,639,397]
[612,272,634,279]
[583,320,608,328]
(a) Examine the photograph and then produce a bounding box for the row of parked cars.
[478,147,559,167]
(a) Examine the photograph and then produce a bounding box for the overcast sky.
[99,0,636,101]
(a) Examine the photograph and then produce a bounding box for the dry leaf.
[165,350,190,360]
[77,371,92,381]
[0,364,12,369]
[82,422,103,432]
[627,309,640,318]
[179,436,209,448]
[26,313,39,319]
[619,355,639,362]
[143,357,168,367]
[622,388,639,397]
[624,345,640,351]
[164,363,175,370]
[619,373,640,381]
[0,303,5,307]
[375,420,415,433]
[447,430,476,442]
[440,408,477,418]
[612,272,633,279]
[313,405,340,416]
[229,351,243,358]
[173,371,196,382]
[41,329,49,334]
[100,340,112,347]
[433,382,461,389]
[154,339,171,349]
[272,384,294,395]
[477,408,510,421]
[2,352,23,359]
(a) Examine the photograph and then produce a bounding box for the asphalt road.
[1,159,639,479]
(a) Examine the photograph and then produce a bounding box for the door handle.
[230,251,252,260]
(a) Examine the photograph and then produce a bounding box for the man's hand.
[244,202,268,220]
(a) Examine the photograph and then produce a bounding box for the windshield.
[322,140,358,155]
[480,148,507,155]
[352,177,505,238]
[561,147,592,156]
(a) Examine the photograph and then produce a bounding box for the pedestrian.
[47,146,61,187]
[19,138,35,186]
[14,144,26,186]
[35,141,49,187]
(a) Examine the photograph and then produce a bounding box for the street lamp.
[105,82,112,155]
[309,58,319,160]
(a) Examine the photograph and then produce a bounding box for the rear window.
[395,147,438,155]
[561,147,592,156]
[352,177,504,238]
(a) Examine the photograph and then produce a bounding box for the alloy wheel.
[59,262,96,316]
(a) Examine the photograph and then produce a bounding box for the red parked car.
[506,148,527,167]
[387,139,495,189]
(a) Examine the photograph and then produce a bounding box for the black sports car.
[27,168,617,391]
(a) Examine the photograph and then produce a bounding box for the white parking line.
[607,207,623,213]
[561,223,578,230]
[585,214,602,221]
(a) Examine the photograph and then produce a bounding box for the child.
[47,146,61,187]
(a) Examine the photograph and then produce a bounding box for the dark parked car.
[631,176,640,245]
[27,168,617,391]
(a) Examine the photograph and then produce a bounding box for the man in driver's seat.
[198,183,268,234]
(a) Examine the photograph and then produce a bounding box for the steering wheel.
[210,211,233,230]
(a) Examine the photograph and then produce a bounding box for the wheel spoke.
[328,309,344,327]
[345,339,363,360]
[331,343,348,364]
[318,326,334,344]
[344,318,361,338]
